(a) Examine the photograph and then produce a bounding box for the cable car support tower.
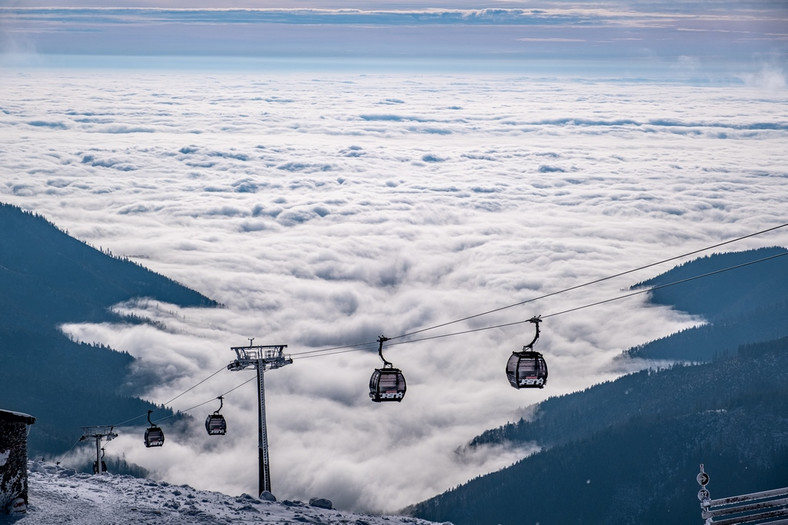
[227,339,292,497]
[79,426,117,475]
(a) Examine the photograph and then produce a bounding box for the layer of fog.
[2,71,787,512]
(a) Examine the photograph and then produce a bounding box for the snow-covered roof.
[0,409,36,425]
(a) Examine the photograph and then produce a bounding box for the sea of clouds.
[1,69,787,512]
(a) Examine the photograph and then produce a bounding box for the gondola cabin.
[506,350,548,389]
[205,414,227,436]
[144,410,165,448]
[369,366,407,402]
[205,396,227,436]
[144,426,165,447]
[506,315,548,389]
[369,335,407,403]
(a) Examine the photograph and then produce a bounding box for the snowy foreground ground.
[6,462,444,525]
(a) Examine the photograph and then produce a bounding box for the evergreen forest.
[0,203,219,460]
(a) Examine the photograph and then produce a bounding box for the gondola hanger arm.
[377,335,392,368]
[525,315,542,350]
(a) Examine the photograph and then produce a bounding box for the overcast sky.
[2,0,787,78]
[1,0,788,516]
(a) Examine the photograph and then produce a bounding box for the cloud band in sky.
[2,4,786,77]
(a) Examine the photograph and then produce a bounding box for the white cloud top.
[1,69,787,512]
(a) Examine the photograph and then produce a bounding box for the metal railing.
[698,464,788,525]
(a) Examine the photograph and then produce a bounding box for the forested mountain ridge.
[407,337,788,524]
[0,203,219,456]
[0,202,217,326]
[624,246,787,361]
[468,336,788,452]
[406,249,788,525]
[633,247,787,322]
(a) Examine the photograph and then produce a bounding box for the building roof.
[0,409,36,425]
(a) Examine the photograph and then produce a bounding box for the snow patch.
[20,461,443,525]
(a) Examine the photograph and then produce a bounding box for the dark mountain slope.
[622,299,787,362]
[0,202,217,326]
[625,247,788,361]
[0,203,219,455]
[407,338,788,525]
[469,334,788,451]
[634,247,787,322]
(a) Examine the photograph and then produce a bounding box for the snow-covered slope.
[12,462,444,525]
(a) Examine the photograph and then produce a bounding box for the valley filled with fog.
[1,70,786,512]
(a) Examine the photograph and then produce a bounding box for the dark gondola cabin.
[205,414,227,435]
[205,396,227,436]
[144,410,165,448]
[369,367,407,402]
[369,335,407,402]
[506,350,548,388]
[506,316,548,389]
[144,426,165,447]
